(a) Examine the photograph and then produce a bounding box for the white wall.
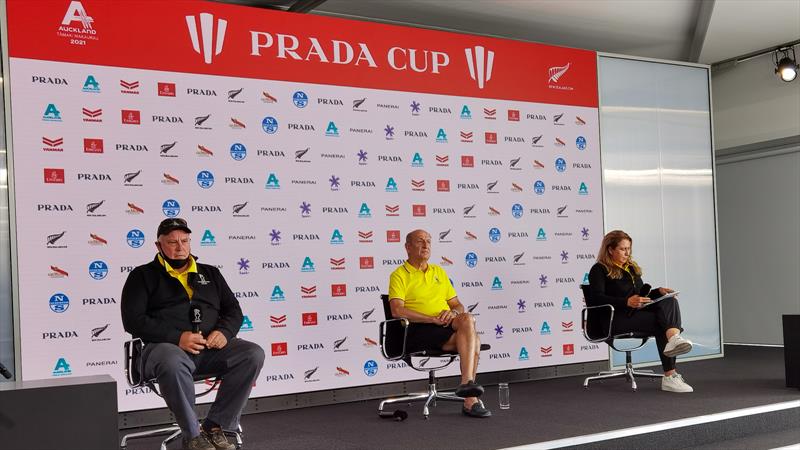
[713,52,800,345]
[712,54,800,151]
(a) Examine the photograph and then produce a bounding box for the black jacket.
[121,255,243,345]
[587,262,661,312]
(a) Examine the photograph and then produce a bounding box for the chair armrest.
[124,337,145,388]
[379,318,409,361]
[582,304,615,343]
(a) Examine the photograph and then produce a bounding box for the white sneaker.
[661,373,693,393]
[663,334,693,357]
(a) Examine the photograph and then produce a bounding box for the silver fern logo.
[548,63,571,83]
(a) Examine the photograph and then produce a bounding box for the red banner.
[7,0,597,106]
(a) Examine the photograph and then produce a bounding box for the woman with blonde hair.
[588,230,694,393]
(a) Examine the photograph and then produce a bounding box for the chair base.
[378,381,473,419]
[120,424,242,450]
[583,363,663,391]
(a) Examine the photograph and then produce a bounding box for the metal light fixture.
[774,46,798,82]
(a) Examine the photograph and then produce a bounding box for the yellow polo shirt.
[158,254,198,299]
[388,261,456,317]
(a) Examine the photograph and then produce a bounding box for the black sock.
[202,419,219,432]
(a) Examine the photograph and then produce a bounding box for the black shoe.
[455,380,484,398]
[462,402,492,418]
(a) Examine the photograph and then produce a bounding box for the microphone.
[639,283,652,297]
[0,362,12,379]
[190,305,202,334]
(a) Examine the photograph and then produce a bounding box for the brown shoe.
[202,428,236,450]
[182,434,215,450]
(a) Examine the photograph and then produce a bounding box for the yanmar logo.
[186,13,228,64]
[464,46,495,89]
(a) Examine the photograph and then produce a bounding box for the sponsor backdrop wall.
[6,0,603,411]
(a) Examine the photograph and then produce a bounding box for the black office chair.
[580,284,663,391]
[120,338,243,450]
[377,294,490,419]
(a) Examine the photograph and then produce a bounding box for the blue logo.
[465,252,478,268]
[325,121,339,137]
[270,285,285,301]
[511,203,524,219]
[201,229,216,246]
[358,203,371,218]
[537,228,547,241]
[52,358,72,376]
[230,143,247,161]
[301,257,315,272]
[583,272,590,284]
[329,175,340,190]
[460,105,472,119]
[269,229,281,245]
[330,229,344,244]
[82,75,100,93]
[494,324,504,338]
[240,316,254,331]
[555,157,567,172]
[364,359,378,376]
[126,229,145,248]
[262,116,278,134]
[197,170,214,189]
[579,182,588,195]
[237,258,250,274]
[576,136,587,150]
[384,125,395,140]
[489,227,501,243]
[562,297,572,310]
[265,173,280,189]
[560,250,569,263]
[292,91,309,108]
[410,101,421,115]
[534,180,546,195]
[517,299,526,312]
[411,152,424,167]
[491,276,503,290]
[541,321,551,335]
[539,274,548,287]
[519,347,529,361]
[162,199,180,217]
[49,293,70,313]
[581,227,590,240]
[300,202,311,217]
[88,260,108,280]
[43,103,62,122]
[385,177,398,192]
[357,150,368,164]
[436,128,447,143]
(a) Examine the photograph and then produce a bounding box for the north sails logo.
[186,13,228,64]
[548,63,570,83]
[465,46,495,89]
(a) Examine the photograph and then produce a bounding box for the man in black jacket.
[121,218,264,450]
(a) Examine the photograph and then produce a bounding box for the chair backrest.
[123,338,145,388]
[380,294,393,320]
[580,284,613,341]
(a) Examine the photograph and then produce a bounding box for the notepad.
[642,291,679,306]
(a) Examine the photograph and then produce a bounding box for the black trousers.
[611,297,683,371]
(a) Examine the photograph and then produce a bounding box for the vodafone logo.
[465,46,495,89]
[186,13,228,64]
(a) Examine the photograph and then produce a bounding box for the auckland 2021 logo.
[58,1,99,43]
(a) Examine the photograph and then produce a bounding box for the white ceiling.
[309,0,800,64]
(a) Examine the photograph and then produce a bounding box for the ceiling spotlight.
[774,47,798,82]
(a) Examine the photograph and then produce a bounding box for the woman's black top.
[587,262,660,311]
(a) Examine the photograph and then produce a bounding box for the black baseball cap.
[157,218,192,237]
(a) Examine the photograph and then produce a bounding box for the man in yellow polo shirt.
[388,229,491,418]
